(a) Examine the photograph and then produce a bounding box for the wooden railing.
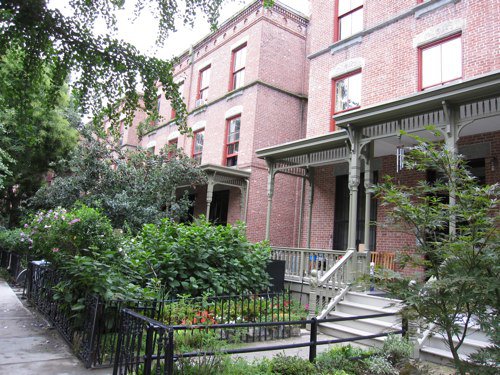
[308,250,356,319]
[271,247,346,281]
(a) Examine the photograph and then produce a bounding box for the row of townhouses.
[119,0,500,269]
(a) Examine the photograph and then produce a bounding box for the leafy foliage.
[0,227,28,254]
[0,48,79,227]
[126,218,271,296]
[374,139,499,374]
[30,129,205,232]
[22,205,119,263]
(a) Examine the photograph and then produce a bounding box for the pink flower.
[69,218,81,225]
[52,248,59,253]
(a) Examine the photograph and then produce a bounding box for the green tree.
[30,128,206,232]
[0,48,78,227]
[0,0,252,134]
[374,139,499,374]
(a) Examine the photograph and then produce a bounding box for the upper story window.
[230,44,247,91]
[197,65,211,101]
[331,69,361,131]
[192,129,204,164]
[419,34,462,90]
[225,116,240,167]
[336,0,363,41]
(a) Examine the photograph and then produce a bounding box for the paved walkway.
[0,279,111,375]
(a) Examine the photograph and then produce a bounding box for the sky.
[49,0,310,60]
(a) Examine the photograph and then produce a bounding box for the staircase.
[419,323,492,365]
[317,291,492,365]
[319,291,404,348]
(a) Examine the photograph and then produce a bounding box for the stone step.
[344,291,403,310]
[327,311,401,334]
[318,322,393,348]
[335,301,400,324]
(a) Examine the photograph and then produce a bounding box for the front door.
[209,190,229,225]
[333,173,377,250]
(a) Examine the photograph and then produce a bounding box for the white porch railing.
[271,247,346,281]
[308,250,356,319]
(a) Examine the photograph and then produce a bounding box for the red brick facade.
[122,0,499,257]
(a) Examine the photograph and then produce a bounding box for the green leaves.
[128,218,271,296]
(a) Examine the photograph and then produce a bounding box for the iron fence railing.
[113,308,407,375]
[24,261,292,368]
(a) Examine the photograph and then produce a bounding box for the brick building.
[257,0,500,265]
[123,0,499,264]
[122,1,309,244]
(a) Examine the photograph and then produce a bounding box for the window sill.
[226,89,244,101]
[330,35,363,54]
[415,0,461,19]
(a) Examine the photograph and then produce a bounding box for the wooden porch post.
[205,176,214,220]
[306,168,315,249]
[347,127,361,252]
[297,177,306,247]
[442,101,458,238]
[363,143,373,254]
[240,179,249,222]
[265,161,275,241]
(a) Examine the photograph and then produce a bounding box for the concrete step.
[319,322,394,348]
[344,291,403,310]
[420,345,468,366]
[422,334,492,356]
[327,311,401,334]
[335,301,400,324]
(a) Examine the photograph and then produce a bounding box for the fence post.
[144,324,154,375]
[86,296,101,368]
[308,269,318,321]
[166,328,174,375]
[309,317,317,363]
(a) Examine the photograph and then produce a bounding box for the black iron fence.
[113,307,407,375]
[24,261,292,368]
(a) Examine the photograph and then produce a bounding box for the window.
[419,34,462,90]
[335,0,363,41]
[197,65,211,101]
[230,44,247,91]
[192,129,204,164]
[331,70,361,130]
[168,138,178,159]
[171,81,184,120]
[225,116,240,167]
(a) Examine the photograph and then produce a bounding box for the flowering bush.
[22,204,119,263]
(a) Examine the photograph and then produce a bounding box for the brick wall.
[307,0,500,137]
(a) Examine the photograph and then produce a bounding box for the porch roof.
[334,71,500,128]
[256,71,500,162]
[200,164,251,178]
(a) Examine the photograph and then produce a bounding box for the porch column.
[363,144,373,253]
[297,176,306,247]
[442,101,458,238]
[306,168,315,249]
[205,176,215,219]
[347,127,361,252]
[240,179,250,222]
[265,161,275,241]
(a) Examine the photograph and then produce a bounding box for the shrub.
[363,355,398,375]
[380,334,412,367]
[0,228,29,254]
[266,354,315,375]
[127,218,270,296]
[315,345,367,375]
[22,204,118,263]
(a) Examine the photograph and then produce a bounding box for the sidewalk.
[0,279,111,375]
